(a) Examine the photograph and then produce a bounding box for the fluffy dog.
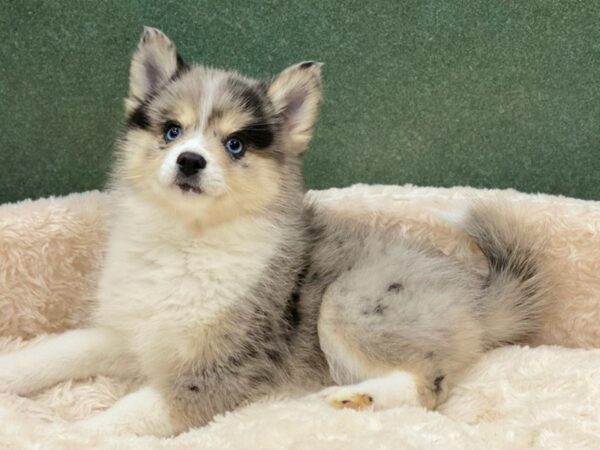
[0,28,551,436]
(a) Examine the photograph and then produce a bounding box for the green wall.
[1,0,598,203]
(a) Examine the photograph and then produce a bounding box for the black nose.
[176,152,207,177]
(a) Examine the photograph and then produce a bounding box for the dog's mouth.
[176,182,203,194]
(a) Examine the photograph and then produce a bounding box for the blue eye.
[164,125,182,142]
[225,137,245,157]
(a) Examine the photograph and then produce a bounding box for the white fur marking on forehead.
[199,73,224,130]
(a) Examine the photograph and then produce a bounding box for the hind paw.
[318,371,422,412]
[324,387,374,410]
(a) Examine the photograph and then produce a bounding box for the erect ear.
[268,61,323,154]
[127,27,188,110]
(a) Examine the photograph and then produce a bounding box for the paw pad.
[328,392,374,410]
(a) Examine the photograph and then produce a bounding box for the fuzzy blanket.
[1,184,600,449]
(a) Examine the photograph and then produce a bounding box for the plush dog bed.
[1,184,600,449]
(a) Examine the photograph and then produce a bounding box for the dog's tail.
[462,201,552,347]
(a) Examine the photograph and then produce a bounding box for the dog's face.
[116,27,322,227]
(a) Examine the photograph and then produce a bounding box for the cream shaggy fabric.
[1,184,600,449]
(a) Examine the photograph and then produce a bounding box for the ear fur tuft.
[268,61,323,154]
[127,27,188,111]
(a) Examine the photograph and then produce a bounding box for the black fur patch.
[244,347,259,360]
[168,53,190,83]
[265,347,283,365]
[207,108,224,128]
[282,263,310,338]
[227,78,265,115]
[309,271,321,282]
[227,354,244,368]
[299,61,316,69]
[482,248,537,301]
[176,53,189,74]
[283,291,301,331]
[237,123,274,149]
[433,375,445,394]
[226,77,276,150]
[307,221,326,243]
[373,301,387,315]
[479,239,536,284]
[387,282,403,293]
[127,104,150,130]
[248,372,273,386]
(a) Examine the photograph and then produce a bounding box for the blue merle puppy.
[0,28,551,436]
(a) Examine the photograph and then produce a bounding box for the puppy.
[0,27,551,436]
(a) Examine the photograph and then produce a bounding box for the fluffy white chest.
[94,207,282,333]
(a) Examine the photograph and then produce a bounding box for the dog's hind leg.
[318,370,428,411]
[316,202,549,412]
[0,327,132,395]
[316,240,485,411]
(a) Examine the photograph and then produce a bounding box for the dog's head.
[115,27,322,227]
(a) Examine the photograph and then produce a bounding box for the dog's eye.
[164,125,182,142]
[224,137,245,158]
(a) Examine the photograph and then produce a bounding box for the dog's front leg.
[0,327,132,395]
[74,385,176,436]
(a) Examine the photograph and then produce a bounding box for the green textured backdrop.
[1,0,598,203]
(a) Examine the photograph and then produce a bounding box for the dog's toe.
[324,387,374,410]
